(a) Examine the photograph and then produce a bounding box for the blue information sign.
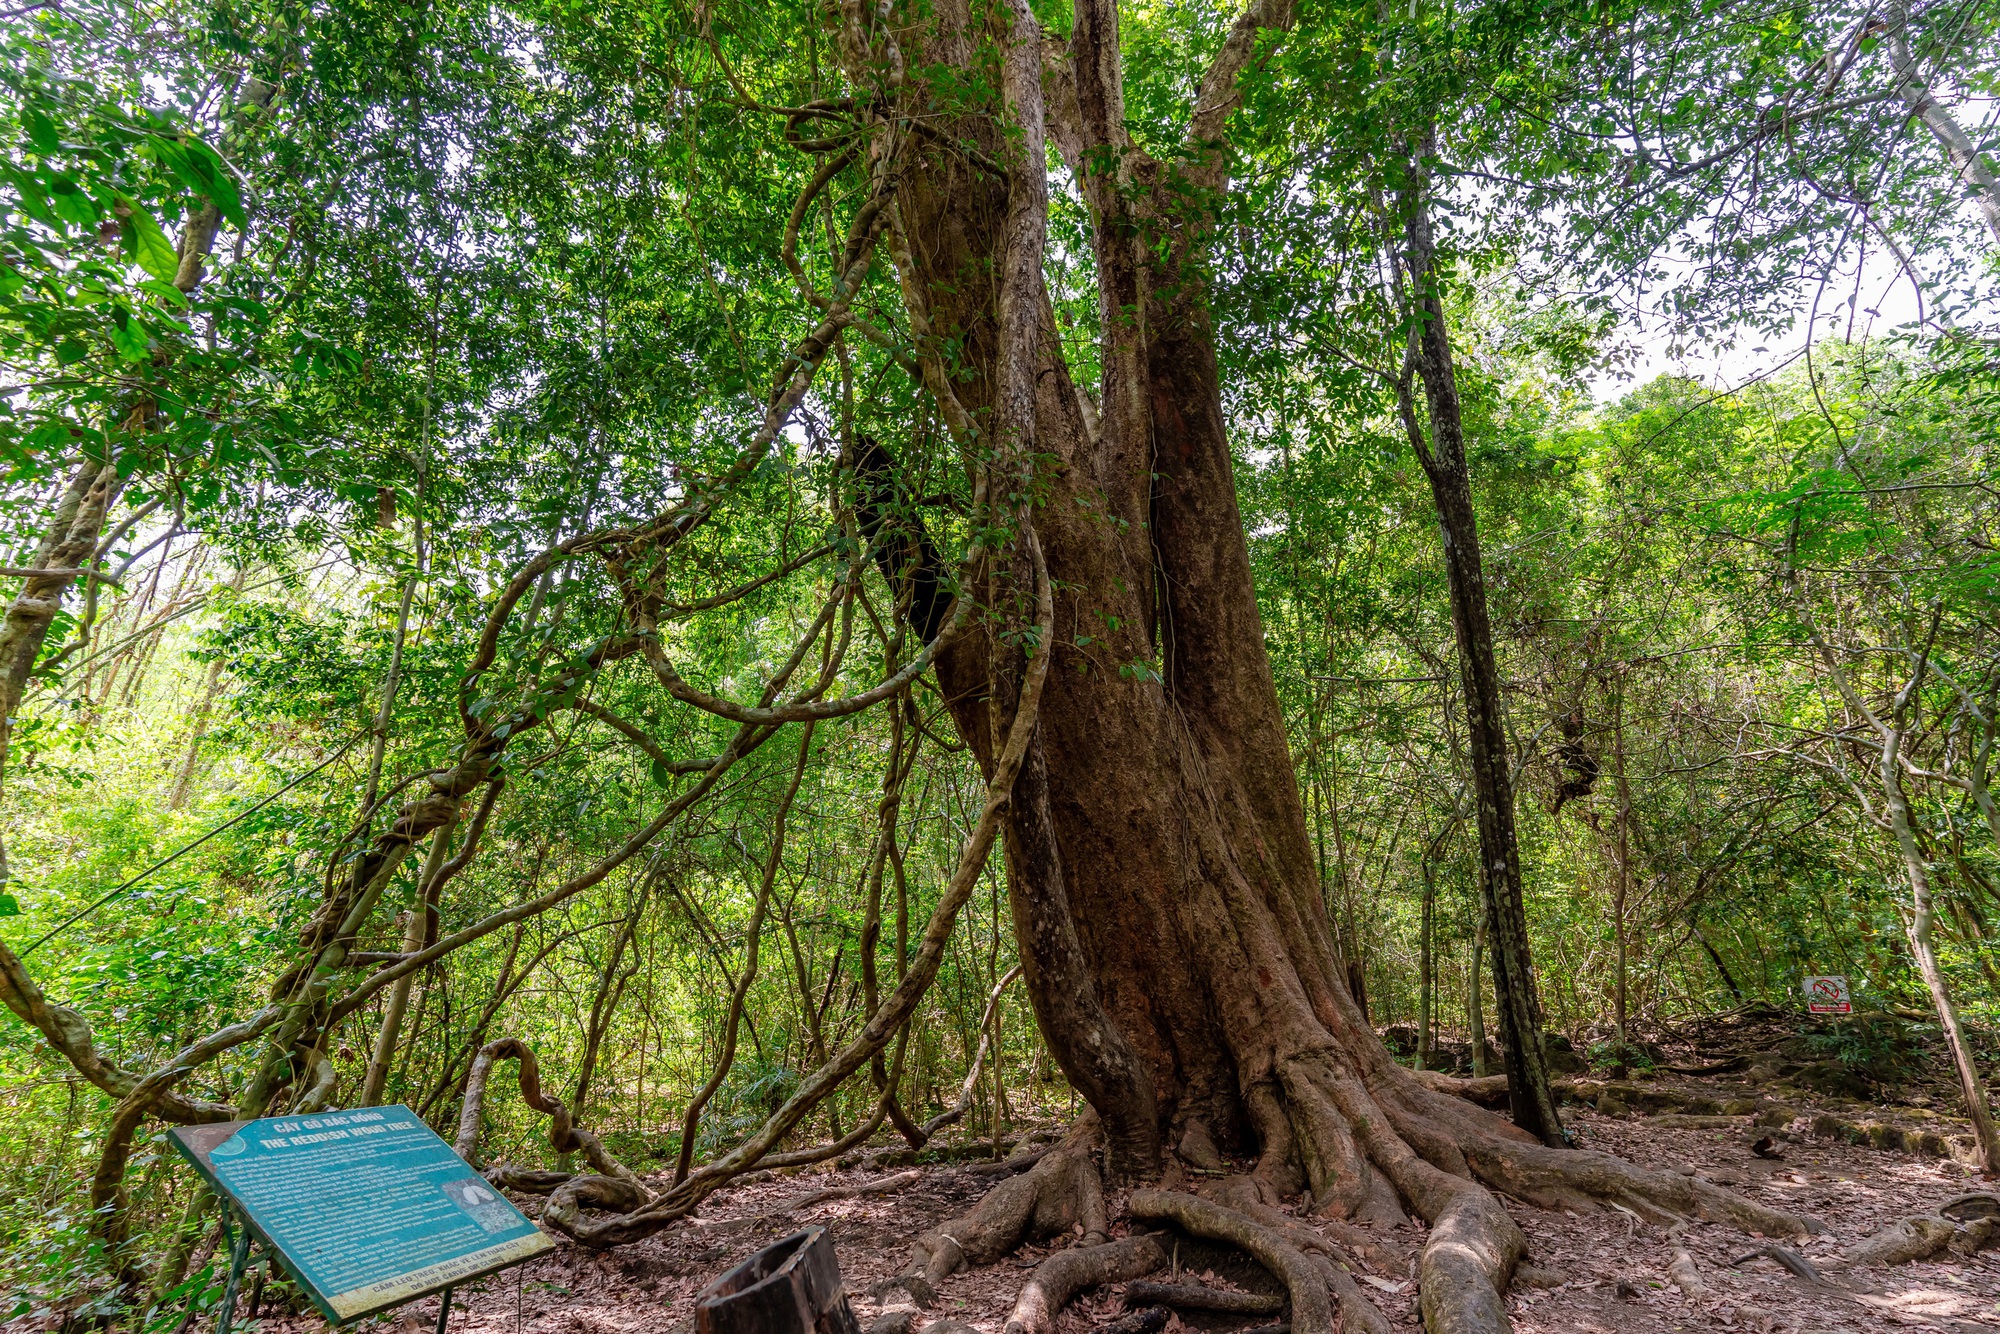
[172,1106,554,1325]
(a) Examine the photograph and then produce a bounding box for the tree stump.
[694,1226,861,1334]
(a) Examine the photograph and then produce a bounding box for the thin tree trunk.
[673,724,813,1184]
[364,558,420,814]
[97,534,173,708]
[920,964,1021,1138]
[1692,924,1746,1003]
[1468,904,1488,1076]
[573,875,653,1119]
[0,459,123,880]
[860,694,927,1145]
[1881,730,2000,1171]
[360,813,458,1105]
[419,923,552,1120]
[1882,0,2000,246]
[119,546,207,713]
[1397,151,1564,1146]
[989,955,1006,1154]
[780,889,833,1073]
[1796,591,1998,1172]
[1610,685,1633,1076]
[168,562,248,810]
[1418,859,1435,1071]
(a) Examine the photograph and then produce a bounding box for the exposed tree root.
[869,1040,1821,1334]
[1096,1311,1168,1334]
[1667,1247,1707,1297]
[781,1167,923,1213]
[1279,1050,1822,1332]
[541,1174,652,1238]
[1129,1189,1354,1334]
[1272,1059,1521,1334]
[1001,1234,1165,1334]
[1940,1190,2000,1221]
[1411,1189,1518,1334]
[1841,1215,1957,1266]
[963,1142,1058,1176]
[485,1166,574,1193]
[1190,1174,1404,1332]
[1952,1217,2000,1255]
[1732,1243,1823,1282]
[1409,1070,1512,1108]
[1125,1280,1284,1315]
[901,1133,1107,1301]
[898,1048,1819,1334]
[1462,1136,1816,1234]
[1197,1175,1408,1277]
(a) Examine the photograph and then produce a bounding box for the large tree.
[0,0,1869,1326]
[606,0,1811,1328]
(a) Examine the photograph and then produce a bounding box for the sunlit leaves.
[116,197,179,283]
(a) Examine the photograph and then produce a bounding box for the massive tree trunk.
[858,1,1811,1327]
[892,0,1474,1208]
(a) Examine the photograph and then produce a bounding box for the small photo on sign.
[443,1178,519,1233]
[1805,974,1852,1015]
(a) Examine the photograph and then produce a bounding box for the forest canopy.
[1,0,1997,1327]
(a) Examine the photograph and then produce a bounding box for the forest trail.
[219,1060,1999,1334]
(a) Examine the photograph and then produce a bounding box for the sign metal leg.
[435,1286,455,1334]
[214,1209,253,1334]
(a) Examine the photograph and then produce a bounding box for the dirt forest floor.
[393,1117,1998,1334]
[240,1015,2000,1334]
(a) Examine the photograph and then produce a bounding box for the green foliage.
[0,0,1995,1315]
[1801,1015,1935,1086]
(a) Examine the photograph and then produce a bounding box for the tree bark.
[479,0,1816,1316]
[1882,0,2000,247]
[861,0,1690,1248]
[1396,159,1565,1148]
[360,813,457,1105]
[1419,860,1436,1071]
[0,459,125,880]
[1881,729,2000,1171]
[841,5,1743,1306]
[1610,684,1633,1075]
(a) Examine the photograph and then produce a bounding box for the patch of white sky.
[1582,232,1942,405]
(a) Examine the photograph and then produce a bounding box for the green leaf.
[2,168,59,228]
[107,310,150,361]
[153,138,249,232]
[24,111,59,157]
[118,198,180,283]
[46,175,99,228]
[138,278,190,309]
[0,892,19,917]
[649,759,672,787]
[181,141,247,231]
